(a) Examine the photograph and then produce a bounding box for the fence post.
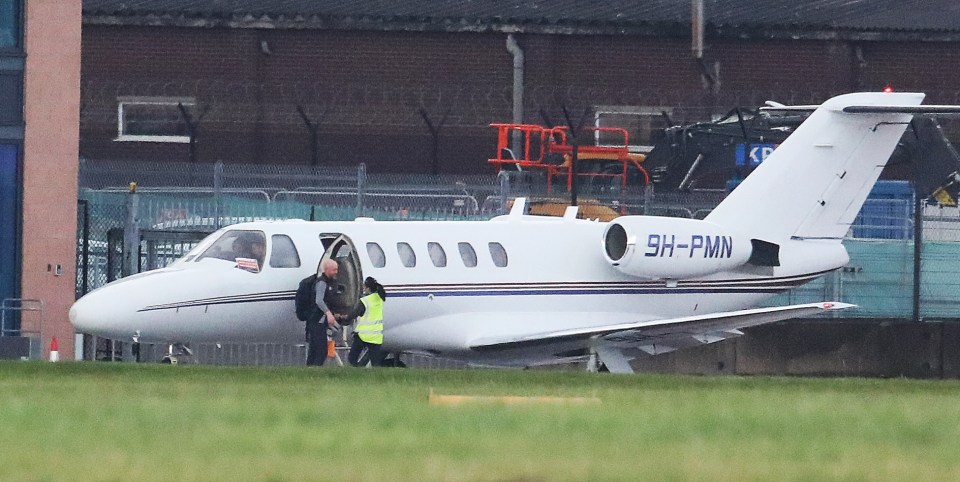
[642,184,653,215]
[119,183,140,362]
[912,185,922,322]
[498,170,510,214]
[78,199,89,297]
[122,183,140,278]
[826,269,842,318]
[357,163,367,218]
[214,161,224,230]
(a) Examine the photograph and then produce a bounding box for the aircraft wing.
[469,302,854,358]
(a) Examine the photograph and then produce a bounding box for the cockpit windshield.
[196,230,267,269]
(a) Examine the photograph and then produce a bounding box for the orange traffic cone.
[327,339,336,359]
[49,337,59,362]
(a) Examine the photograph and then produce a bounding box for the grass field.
[2,363,960,481]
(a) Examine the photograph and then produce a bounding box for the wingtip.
[819,301,856,310]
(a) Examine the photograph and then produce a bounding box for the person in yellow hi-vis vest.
[347,276,386,367]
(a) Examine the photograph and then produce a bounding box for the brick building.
[80,1,960,175]
[1,0,82,359]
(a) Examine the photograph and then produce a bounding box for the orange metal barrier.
[488,123,649,193]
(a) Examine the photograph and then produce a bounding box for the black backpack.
[295,273,319,322]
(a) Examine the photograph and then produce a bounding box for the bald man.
[306,259,343,366]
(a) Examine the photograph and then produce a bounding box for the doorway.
[319,234,363,317]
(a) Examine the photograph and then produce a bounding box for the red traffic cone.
[49,337,59,362]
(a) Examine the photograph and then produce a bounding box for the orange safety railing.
[488,123,649,193]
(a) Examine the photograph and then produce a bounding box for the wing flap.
[469,302,854,352]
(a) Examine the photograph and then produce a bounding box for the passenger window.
[489,242,508,267]
[269,235,301,268]
[367,242,386,268]
[335,243,353,258]
[428,242,447,267]
[197,230,267,271]
[397,242,416,268]
[458,242,477,268]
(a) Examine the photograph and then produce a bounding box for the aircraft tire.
[381,356,406,368]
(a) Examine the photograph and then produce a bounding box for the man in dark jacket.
[306,259,342,366]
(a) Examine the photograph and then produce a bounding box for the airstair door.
[319,234,363,318]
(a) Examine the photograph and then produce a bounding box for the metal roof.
[81,0,960,38]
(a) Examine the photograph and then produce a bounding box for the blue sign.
[735,143,778,166]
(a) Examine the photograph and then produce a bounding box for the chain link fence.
[82,80,960,134]
[74,158,960,364]
[68,80,960,365]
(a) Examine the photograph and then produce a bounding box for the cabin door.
[318,234,363,318]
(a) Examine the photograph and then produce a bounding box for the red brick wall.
[80,25,960,174]
[81,26,515,174]
[24,0,82,360]
[859,41,960,100]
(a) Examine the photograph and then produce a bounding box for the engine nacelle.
[603,216,752,279]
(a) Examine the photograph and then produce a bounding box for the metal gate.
[83,227,210,362]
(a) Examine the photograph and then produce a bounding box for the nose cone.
[70,287,127,339]
[70,292,103,336]
[70,268,177,340]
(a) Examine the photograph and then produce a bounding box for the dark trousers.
[348,333,384,367]
[305,320,328,366]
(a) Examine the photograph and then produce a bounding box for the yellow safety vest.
[355,293,384,344]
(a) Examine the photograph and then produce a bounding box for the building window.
[488,242,508,267]
[116,97,194,143]
[269,235,300,268]
[397,242,416,268]
[0,73,21,125]
[0,144,18,308]
[458,242,477,268]
[0,0,18,48]
[594,106,672,153]
[366,242,386,268]
[427,242,447,267]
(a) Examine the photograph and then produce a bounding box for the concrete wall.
[21,0,82,359]
[632,319,959,378]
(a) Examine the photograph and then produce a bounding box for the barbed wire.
[84,80,960,130]
[82,81,960,154]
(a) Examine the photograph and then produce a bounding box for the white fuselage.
[70,214,847,361]
[70,92,935,365]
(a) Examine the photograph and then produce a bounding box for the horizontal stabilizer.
[761,104,960,115]
[842,105,960,114]
[759,105,819,112]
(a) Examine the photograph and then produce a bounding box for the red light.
[883,86,894,93]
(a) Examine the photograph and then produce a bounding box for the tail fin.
[706,92,923,242]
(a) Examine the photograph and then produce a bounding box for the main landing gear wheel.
[381,355,406,368]
[160,343,193,365]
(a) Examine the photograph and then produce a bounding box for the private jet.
[71,92,955,371]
